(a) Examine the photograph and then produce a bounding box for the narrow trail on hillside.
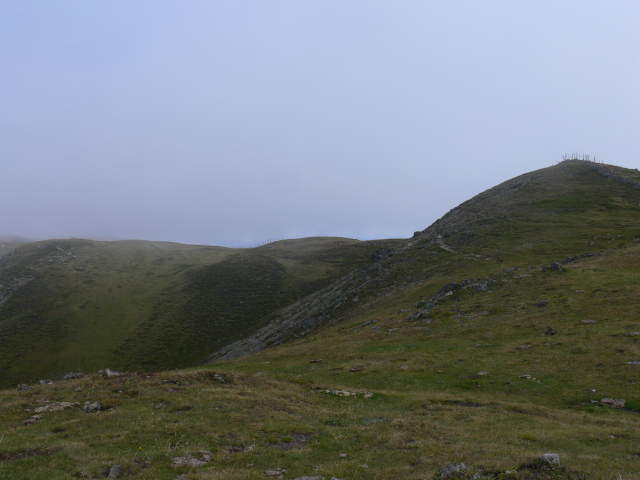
[435,235,497,263]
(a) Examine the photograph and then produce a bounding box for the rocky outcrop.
[208,268,369,362]
[0,276,33,309]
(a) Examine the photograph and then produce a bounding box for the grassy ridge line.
[0,237,393,387]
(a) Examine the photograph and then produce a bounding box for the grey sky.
[1,1,638,246]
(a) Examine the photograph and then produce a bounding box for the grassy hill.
[1,160,639,479]
[0,237,395,387]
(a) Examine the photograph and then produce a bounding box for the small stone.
[265,468,288,476]
[17,384,31,391]
[292,477,326,480]
[477,371,489,376]
[600,398,626,409]
[38,379,54,385]
[108,464,121,478]
[441,462,467,479]
[339,453,347,458]
[538,453,560,465]
[628,361,640,365]
[173,455,207,467]
[24,415,42,425]
[83,401,101,413]
[581,319,598,324]
[627,332,640,336]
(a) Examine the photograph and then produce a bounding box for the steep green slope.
[0,237,394,387]
[209,161,640,361]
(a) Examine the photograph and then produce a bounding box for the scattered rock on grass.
[24,414,42,425]
[99,368,123,378]
[264,468,288,477]
[600,398,626,409]
[172,454,208,467]
[17,384,31,391]
[538,453,560,465]
[107,464,121,478]
[83,401,101,413]
[581,319,598,324]
[440,462,467,479]
[34,402,80,413]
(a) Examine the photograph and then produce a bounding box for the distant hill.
[0,236,397,387]
[0,235,31,257]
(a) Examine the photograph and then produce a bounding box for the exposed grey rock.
[35,401,80,413]
[108,464,121,478]
[628,361,640,365]
[581,319,598,324]
[83,401,101,413]
[550,262,563,271]
[292,477,325,480]
[99,368,122,378]
[441,462,468,479]
[38,379,54,385]
[265,468,288,476]
[61,372,84,380]
[17,384,31,391]
[600,398,626,409]
[24,414,41,425]
[172,455,207,467]
[461,278,489,292]
[627,331,640,336]
[538,453,560,465]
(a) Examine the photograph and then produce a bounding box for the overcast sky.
[1,1,638,246]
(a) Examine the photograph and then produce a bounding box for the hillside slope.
[209,160,640,361]
[0,237,395,387]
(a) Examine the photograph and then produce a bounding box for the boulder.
[441,463,468,479]
[600,398,626,409]
[34,402,80,413]
[107,464,121,478]
[83,401,101,413]
[538,453,560,465]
